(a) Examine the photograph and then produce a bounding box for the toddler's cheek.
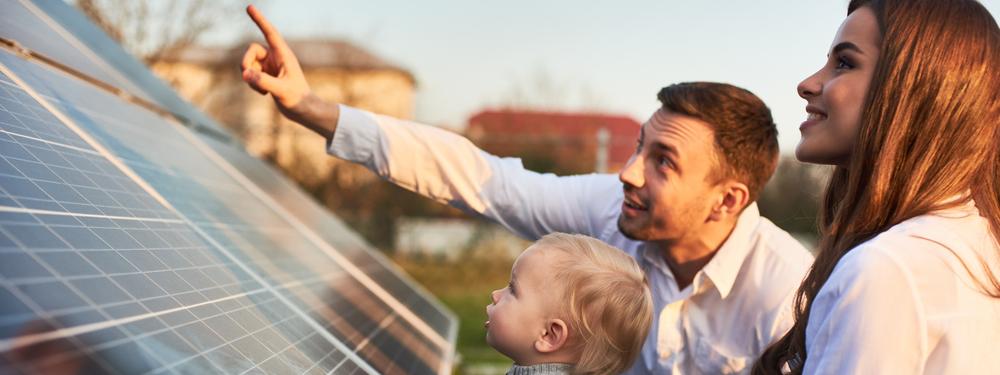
[484,317,508,343]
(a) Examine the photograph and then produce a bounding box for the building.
[466,110,641,174]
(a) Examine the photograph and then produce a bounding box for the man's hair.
[657,82,779,203]
[534,233,653,375]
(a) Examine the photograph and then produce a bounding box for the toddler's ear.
[534,319,569,353]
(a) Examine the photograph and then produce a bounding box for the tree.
[75,0,251,66]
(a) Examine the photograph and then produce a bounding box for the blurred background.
[72,0,1000,372]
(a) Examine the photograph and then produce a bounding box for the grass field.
[393,252,517,374]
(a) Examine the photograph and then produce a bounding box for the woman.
[754,0,1000,374]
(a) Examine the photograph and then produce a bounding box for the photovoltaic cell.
[0,37,454,375]
[0,68,372,374]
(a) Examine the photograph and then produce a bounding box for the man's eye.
[659,156,672,168]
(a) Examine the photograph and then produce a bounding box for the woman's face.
[795,6,881,165]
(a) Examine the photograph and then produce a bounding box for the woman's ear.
[534,319,569,353]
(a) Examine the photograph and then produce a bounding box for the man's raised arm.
[239,6,619,240]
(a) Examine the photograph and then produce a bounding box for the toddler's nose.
[490,289,501,304]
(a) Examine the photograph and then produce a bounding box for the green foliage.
[394,251,516,372]
[758,156,830,243]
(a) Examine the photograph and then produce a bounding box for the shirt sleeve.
[326,105,621,240]
[802,245,926,375]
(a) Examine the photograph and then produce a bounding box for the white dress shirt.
[327,106,814,374]
[803,200,1000,374]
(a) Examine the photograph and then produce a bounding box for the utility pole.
[596,127,610,173]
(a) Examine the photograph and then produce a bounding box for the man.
[239,5,813,374]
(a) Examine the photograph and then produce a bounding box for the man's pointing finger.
[246,5,289,53]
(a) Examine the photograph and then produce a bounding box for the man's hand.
[241,5,339,138]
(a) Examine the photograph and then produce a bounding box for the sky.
[205,0,1000,153]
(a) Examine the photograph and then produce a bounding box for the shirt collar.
[695,202,761,300]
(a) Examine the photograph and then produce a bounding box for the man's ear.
[709,181,750,221]
[534,319,570,353]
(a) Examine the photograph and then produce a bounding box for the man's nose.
[619,154,644,188]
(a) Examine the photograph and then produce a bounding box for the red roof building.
[466,110,641,174]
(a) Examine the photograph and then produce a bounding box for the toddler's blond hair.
[534,232,653,375]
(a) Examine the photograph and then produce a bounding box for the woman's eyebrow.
[832,41,864,55]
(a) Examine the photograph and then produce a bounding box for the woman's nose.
[798,69,823,99]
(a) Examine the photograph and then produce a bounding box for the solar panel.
[0,0,156,104]
[0,0,233,139]
[198,135,456,340]
[0,3,457,375]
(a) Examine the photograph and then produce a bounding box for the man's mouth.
[624,200,645,210]
[622,196,648,217]
[623,194,648,210]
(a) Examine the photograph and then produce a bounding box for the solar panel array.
[0,1,457,374]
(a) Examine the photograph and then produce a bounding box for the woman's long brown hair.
[753,0,1000,373]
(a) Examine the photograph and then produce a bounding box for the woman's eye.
[835,57,854,70]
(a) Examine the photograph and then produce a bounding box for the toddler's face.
[485,245,560,362]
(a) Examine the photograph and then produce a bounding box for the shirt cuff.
[326,104,380,165]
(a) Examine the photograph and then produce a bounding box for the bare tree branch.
[77,0,123,43]
[74,0,253,66]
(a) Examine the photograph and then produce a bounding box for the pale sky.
[206,1,1000,153]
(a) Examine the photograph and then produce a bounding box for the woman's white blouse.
[803,201,1000,374]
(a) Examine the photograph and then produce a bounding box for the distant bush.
[758,156,831,247]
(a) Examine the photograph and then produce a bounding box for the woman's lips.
[801,107,828,131]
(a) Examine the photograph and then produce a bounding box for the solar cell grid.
[0,66,373,374]
[202,136,457,340]
[1,1,457,372]
[0,47,453,374]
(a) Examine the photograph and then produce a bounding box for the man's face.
[617,109,722,242]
